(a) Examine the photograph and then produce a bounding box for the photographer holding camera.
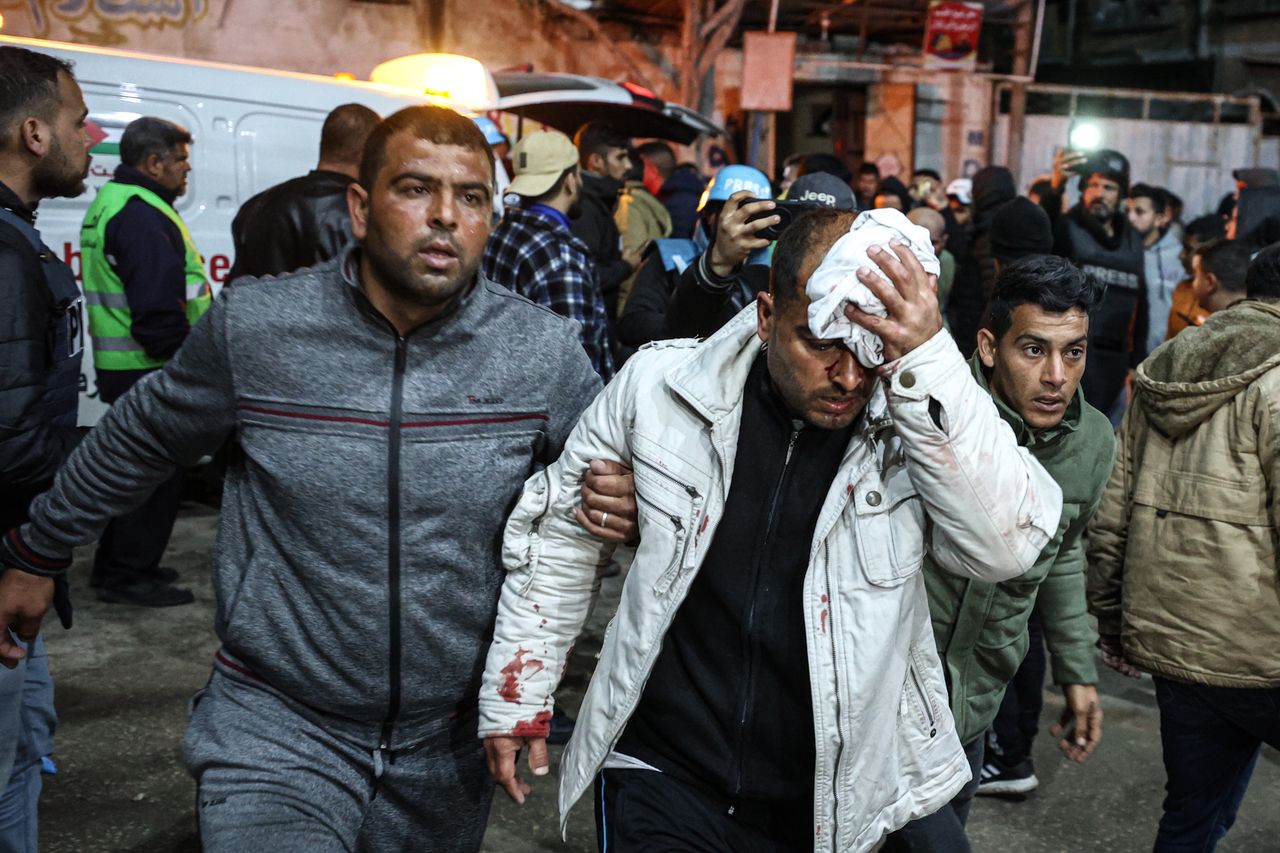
[1046,147,1147,416]
[618,168,856,354]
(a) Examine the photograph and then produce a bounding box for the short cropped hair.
[983,255,1103,340]
[770,208,856,313]
[857,162,880,178]
[119,117,193,168]
[1246,242,1280,300]
[320,103,381,166]
[359,105,494,191]
[913,168,942,182]
[1196,239,1251,294]
[574,121,628,169]
[1128,182,1167,214]
[0,47,74,151]
[636,140,676,177]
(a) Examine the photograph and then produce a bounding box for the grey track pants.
[182,670,492,853]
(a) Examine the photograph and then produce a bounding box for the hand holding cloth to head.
[805,209,940,367]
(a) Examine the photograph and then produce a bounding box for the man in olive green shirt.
[883,253,1114,852]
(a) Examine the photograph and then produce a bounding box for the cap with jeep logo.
[788,172,857,211]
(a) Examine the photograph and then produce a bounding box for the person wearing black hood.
[1047,148,1146,415]
[1228,167,1280,251]
[874,174,913,212]
[946,166,1016,357]
[572,122,644,333]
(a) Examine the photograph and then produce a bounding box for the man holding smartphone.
[1045,147,1146,416]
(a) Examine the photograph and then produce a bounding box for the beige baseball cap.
[507,130,580,198]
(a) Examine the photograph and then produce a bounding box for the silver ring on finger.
[600,512,610,528]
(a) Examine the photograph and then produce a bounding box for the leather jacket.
[229,169,355,281]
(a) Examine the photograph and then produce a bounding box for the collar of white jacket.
[805,208,941,368]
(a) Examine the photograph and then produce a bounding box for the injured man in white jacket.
[476,206,1062,853]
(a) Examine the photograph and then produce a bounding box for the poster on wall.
[922,1,983,72]
[741,31,797,112]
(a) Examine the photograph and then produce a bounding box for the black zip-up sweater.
[617,352,855,805]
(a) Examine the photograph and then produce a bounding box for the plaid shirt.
[483,207,614,380]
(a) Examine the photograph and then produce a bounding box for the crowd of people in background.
[3,40,1280,853]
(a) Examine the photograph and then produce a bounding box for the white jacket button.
[867,491,882,507]
[900,371,916,389]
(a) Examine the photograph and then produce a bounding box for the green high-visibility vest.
[80,181,212,371]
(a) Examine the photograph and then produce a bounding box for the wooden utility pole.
[1006,0,1041,184]
[680,0,747,115]
[412,0,446,52]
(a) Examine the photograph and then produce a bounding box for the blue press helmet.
[698,164,771,211]
[472,116,507,147]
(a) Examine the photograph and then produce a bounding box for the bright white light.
[370,54,499,113]
[1070,121,1101,151]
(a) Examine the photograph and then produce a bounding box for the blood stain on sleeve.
[510,710,552,738]
[498,648,546,703]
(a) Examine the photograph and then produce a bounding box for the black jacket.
[947,167,1016,357]
[102,165,190,362]
[617,353,853,805]
[618,251,768,353]
[229,169,355,281]
[0,180,83,524]
[571,172,630,316]
[659,166,705,240]
[1054,205,1147,413]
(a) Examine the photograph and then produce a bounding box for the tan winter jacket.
[1087,299,1280,688]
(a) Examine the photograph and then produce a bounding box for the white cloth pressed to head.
[805,208,941,368]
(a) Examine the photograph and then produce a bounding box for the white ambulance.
[0,35,441,424]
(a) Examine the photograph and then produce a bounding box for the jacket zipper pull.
[394,336,408,373]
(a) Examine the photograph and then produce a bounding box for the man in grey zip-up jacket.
[0,106,601,852]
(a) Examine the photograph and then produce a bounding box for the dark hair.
[1217,192,1236,219]
[1184,213,1226,244]
[801,153,851,185]
[0,47,74,150]
[875,176,912,212]
[1163,189,1184,217]
[119,116,193,167]
[857,162,880,178]
[359,105,493,191]
[636,140,676,178]
[526,165,578,206]
[320,103,381,166]
[574,121,628,169]
[983,255,1103,340]
[769,208,856,312]
[1196,239,1251,294]
[1029,178,1054,198]
[1246,242,1280,300]
[913,168,942,182]
[1128,182,1167,214]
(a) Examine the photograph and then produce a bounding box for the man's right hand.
[484,734,550,805]
[1051,147,1089,191]
[0,570,54,668]
[708,191,777,279]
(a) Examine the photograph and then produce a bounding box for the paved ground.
[37,502,1280,852]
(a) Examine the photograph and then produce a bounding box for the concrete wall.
[0,0,680,98]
